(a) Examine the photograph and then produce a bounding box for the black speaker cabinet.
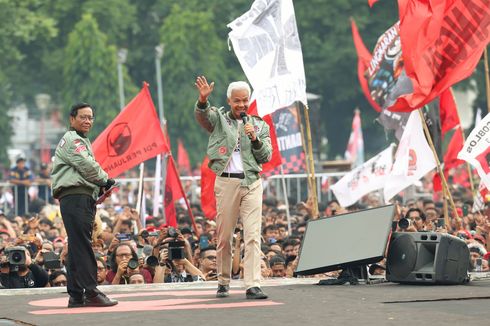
[386,232,469,284]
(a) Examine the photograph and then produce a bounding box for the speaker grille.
[387,234,417,279]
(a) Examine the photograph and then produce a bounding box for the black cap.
[16,157,26,164]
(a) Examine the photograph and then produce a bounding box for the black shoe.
[216,284,230,298]
[67,296,85,308]
[246,287,268,299]
[85,292,118,307]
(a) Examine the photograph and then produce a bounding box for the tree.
[159,4,232,165]
[0,0,57,166]
[62,13,136,136]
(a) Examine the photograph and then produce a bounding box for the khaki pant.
[215,176,262,289]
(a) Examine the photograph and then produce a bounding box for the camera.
[145,255,159,267]
[167,227,179,239]
[5,246,26,266]
[127,258,139,270]
[44,251,61,270]
[398,218,411,230]
[116,233,133,241]
[168,240,185,261]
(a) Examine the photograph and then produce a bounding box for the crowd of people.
[1,163,489,290]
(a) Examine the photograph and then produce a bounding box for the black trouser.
[60,195,97,299]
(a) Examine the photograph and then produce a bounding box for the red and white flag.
[345,109,364,168]
[332,144,394,207]
[458,112,490,188]
[389,0,490,112]
[384,111,437,201]
[93,83,169,177]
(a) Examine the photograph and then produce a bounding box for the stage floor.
[1,275,489,326]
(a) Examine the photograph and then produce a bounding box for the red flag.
[93,83,169,177]
[368,0,380,7]
[164,155,195,228]
[389,0,490,112]
[200,156,217,220]
[351,19,382,112]
[177,138,192,176]
[439,89,460,137]
[247,100,282,172]
[433,127,465,191]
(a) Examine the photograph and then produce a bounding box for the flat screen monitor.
[295,204,394,275]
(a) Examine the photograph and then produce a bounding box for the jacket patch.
[254,125,260,133]
[59,138,66,148]
[219,146,227,155]
[75,145,87,153]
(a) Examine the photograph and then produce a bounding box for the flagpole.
[417,110,458,225]
[484,48,490,113]
[280,165,292,235]
[303,103,319,218]
[136,162,145,232]
[296,102,313,193]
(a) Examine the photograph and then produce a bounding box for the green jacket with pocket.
[194,101,272,187]
[51,129,108,200]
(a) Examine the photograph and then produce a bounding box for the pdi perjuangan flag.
[332,144,394,208]
[388,0,490,112]
[458,112,490,188]
[228,0,307,116]
[93,83,169,177]
[384,110,437,201]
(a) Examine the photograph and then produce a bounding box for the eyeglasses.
[204,255,216,260]
[116,253,132,258]
[78,115,94,122]
[53,281,67,286]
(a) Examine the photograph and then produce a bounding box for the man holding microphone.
[194,76,272,299]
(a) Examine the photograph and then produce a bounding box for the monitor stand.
[318,265,368,285]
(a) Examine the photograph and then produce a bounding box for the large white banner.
[384,111,436,201]
[332,144,393,207]
[228,0,307,117]
[458,112,490,188]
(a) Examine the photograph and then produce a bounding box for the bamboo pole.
[484,48,490,113]
[418,109,458,225]
[296,103,314,199]
[303,103,319,218]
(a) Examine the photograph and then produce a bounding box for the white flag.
[384,111,436,201]
[228,0,307,116]
[332,144,394,207]
[457,112,490,188]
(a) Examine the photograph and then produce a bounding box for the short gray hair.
[226,81,251,99]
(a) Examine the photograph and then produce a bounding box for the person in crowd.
[51,102,117,307]
[95,256,108,285]
[49,270,68,287]
[36,163,52,204]
[9,157,33,216]
[0,246,49,288]
[106,243,152,285]
[194,75,272,299]
[269,255,287,278]
[199,246,217,281]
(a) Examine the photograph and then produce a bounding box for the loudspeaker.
[386,232,470,284]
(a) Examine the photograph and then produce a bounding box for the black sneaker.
[85,292,118,307]
[245,287,268,299]
[67,296,85,308]
[216,284,230,298]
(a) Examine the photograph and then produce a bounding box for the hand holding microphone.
[240,112,256,141]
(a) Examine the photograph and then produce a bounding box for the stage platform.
[1,274,490,326]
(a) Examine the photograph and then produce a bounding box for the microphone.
[240,112,252,139]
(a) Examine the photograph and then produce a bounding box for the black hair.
[109,243,139,273]
[405,208,426,222]
[200,246,217,258]
[70,102,93,118]
[48,270,67,286]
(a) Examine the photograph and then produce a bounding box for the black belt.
[220,172,245,179]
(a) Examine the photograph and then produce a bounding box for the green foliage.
[62,13,136,136]
[159,4,231,164]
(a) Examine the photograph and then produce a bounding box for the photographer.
[397,208,426,232]
[199,246,218,281]
[0,246,49,288]
[106,243,152,284]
